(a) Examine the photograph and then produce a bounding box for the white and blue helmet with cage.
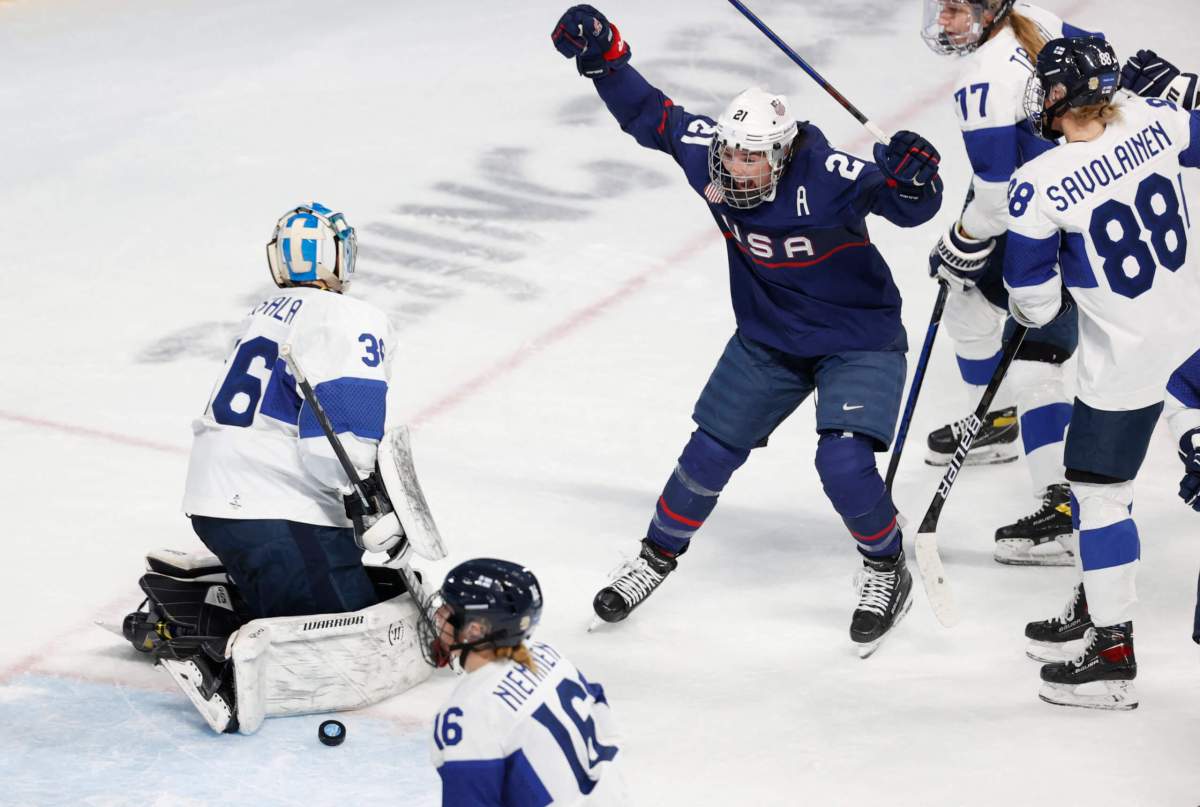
[266,202,358,292]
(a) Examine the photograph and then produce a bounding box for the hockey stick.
[913,324,1028,628]
[885,281,949,492]
[724,0,890,145]
[279,344,427,596]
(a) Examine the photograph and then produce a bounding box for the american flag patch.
[704,182,725,204]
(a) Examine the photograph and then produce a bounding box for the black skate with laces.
[994,482,1074,566]
[851,550,913,659]
[925,406,1020,466]
[1038,621,1137,711]
[1025,583,1092,662]
[591,539,678,627]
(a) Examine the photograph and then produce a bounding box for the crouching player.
[423,559,628,805]
[1006,39,1200,709]
[119,203,439,732]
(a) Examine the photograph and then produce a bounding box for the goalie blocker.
[123,548,432,734]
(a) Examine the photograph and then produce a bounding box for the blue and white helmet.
[266,202,357,292]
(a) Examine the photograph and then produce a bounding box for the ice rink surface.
[2,0,1199,804]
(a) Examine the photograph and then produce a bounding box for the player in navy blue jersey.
[552,5,944,656]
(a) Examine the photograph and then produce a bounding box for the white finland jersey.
[183,285,392,526]
[431,642,628,807]
[1005,98,1200,410]
[952,3,1078,238]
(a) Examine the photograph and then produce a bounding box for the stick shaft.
[917,324,1028,534]
[885,281,949,491]
[725,0,889,144]
[279,344,371,512]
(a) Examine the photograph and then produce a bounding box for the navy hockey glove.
[874,130,941,195]
[1121,50,1198,110]
[928,222,995,293]
[551,5,631,78]
[1178,428,1200,512]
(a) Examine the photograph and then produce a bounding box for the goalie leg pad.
[229,588,432,734]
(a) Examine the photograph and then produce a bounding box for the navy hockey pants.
[191,515,377,620]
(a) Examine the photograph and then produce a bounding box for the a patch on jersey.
[703,182,726,204]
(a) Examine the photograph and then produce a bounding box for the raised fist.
[552,5,631,78]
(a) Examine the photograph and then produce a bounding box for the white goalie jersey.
[431,642,629,806]
[183,286,393,526]
[1005,98,1200,410]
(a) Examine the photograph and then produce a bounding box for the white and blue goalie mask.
[266,202,358,292]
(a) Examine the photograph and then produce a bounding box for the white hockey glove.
[928,222,995,293]
[358,510,406,554]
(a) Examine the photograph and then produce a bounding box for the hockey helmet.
[1023,37,1120,140]
[418,558,543,668]
[266,202,358,292]
[708,87,798,210]
[921,0,1016,56]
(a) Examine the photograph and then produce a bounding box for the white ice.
[2,0,1199,804]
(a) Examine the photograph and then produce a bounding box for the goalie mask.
[266,202,358,292]
[1023,37,1120,141]
[921,0,1016,56]
[708,88,798,210]
[418,558,543,669]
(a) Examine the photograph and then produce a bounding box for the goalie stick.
[278,343,429,602]
[913,324,1028,628]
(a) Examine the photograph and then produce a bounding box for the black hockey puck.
[318,719,346,747]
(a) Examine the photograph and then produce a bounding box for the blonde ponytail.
[1006,10,1047,60]
[496,643,539,675]
[1068,102,1123,126]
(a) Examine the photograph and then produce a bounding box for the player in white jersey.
[921,1,1102,566]
[1005,38,1200,709]
[422,559,628,806]
[118,203,430,733]
[1121,48,1200,646]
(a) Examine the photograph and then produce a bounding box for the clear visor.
[707,140,790,210]
[920,0,987,55]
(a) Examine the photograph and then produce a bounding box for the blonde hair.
[495,643,539,674]
[1068,102,1123,125]
[1005,10,1047,60]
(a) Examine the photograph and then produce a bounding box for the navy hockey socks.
[646,429,750,554]
[816,432,900,557]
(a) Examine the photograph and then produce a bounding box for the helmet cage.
[266,203,358,292]
[708,136,793,210]
[921,0,1015,56]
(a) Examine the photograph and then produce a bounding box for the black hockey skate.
[925,406,1019,466]
[851,551,913,659]
[1025,583,1092,663]
[1039,622,1137,711]
[994,483,1074,567]
[590,539,678,629]
[160,651,240,733]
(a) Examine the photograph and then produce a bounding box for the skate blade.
[855,593,914,660]
[1038,680,1138,711]
[94,617,125,637]
[1025,638,1086,663]
[994,539,1075,567]
[924,446,1019,467]
[587,615,605,633]
[159,659,233,733]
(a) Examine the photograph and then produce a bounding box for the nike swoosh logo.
[843,404,865,411]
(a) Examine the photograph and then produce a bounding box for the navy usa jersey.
[593,66,943,357]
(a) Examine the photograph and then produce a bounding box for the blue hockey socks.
[816,431,901,558]
[646,429,750,554]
